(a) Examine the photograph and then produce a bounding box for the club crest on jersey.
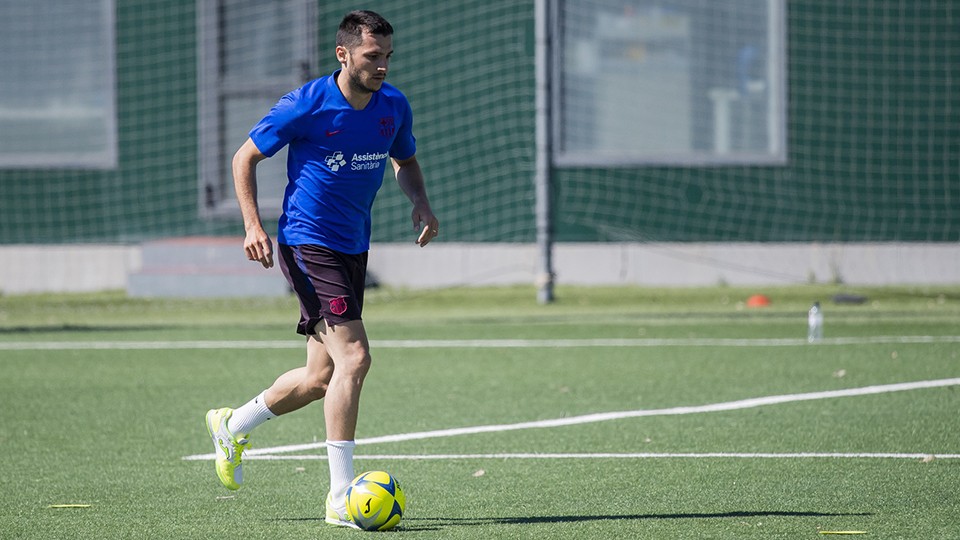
[379,116,395,137]
[329,296,348,316]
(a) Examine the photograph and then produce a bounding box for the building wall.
[0,1,956,246]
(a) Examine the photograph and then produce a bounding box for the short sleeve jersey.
[249,69,416,254]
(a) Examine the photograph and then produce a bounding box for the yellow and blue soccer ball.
[345,471,406,531]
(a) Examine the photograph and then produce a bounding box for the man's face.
[338,31,393,94]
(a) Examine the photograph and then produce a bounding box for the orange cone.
[746,294,771,307]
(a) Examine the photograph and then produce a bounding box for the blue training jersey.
[249,69,416,254]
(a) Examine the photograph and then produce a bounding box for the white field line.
[4,335,960,351]
[241,452,960,461]
[182,377,960,461]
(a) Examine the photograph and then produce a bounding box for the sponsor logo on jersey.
[350,151,388,171]
[325,150,389,172]
[325,151,347,172]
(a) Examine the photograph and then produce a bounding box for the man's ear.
[336,46,348,65]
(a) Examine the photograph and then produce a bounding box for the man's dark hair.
[336,10,393,49]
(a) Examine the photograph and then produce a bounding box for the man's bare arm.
[393,155,439,247]
[233,138,274,268]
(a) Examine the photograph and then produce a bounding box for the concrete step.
[128,237,288,298]
[138,236,253,267]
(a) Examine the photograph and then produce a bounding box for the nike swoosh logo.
[326,129,343,137]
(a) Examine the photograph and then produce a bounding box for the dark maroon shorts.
[277,243,367,334]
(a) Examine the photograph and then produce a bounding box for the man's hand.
[244,226,274,268]
[413,205,440,247]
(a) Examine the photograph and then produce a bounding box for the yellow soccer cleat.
[205,408,250,490]
[325,492,360,529]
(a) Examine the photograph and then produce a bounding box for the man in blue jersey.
[204,10,438,528]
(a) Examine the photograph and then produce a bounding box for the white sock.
[327,440,356,507]
[227,391,276,436]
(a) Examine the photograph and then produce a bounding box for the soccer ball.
[345,471,406,531]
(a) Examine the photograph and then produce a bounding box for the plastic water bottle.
[807,302,823,343]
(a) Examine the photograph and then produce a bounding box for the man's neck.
[335,71,373,111]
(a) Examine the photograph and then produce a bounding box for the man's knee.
[303,363,333,400]
[339,343,372,379]
[301,375,329,401]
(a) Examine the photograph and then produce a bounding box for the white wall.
[369,242,960,288]
[0,245,141,294]
[1,242,957,295]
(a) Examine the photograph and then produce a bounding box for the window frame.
[197,0,317,218]
[551,0,788,167]
[0,0,118,169]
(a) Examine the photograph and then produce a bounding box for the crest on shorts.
[329,296,348,316]
[378,116,395,137]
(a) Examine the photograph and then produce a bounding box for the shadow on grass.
[0,324,176,334]
[274,510,871,532]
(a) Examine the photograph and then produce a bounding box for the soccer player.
[204,10,438,528]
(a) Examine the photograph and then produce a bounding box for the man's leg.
[207,339,336,491]
[312,319,371,525]
[227,341,334,435]
[313,319,370,440]
[261,345,335,415]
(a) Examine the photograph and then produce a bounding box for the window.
[0,0,117,168]
[554,0,786,166]
[198,0,317,217]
